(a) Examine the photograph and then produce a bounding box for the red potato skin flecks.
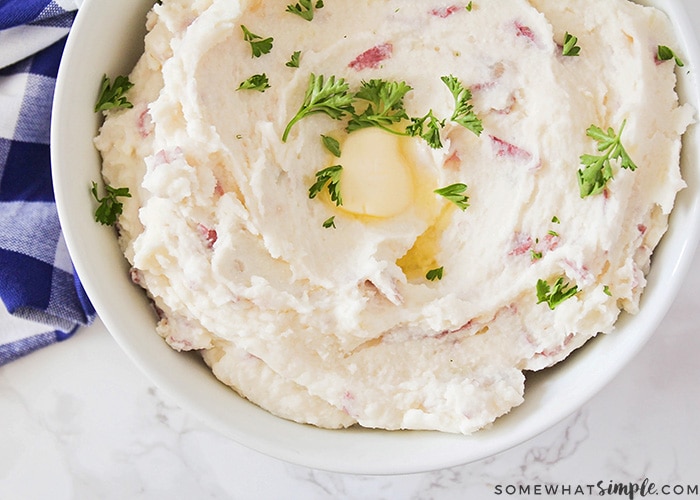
[514,21,537,43]
[214,180,225,197]
[137,106,153,138]
[348,43,393,71]
[197,223,218,249]
[508,232,560,261]
[490,135,533,162]
[430,5,462,18]
[535,333,574,359]
[509,232,534,257]
[129,267,143,285]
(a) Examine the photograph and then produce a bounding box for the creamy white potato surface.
[95,0,693,433]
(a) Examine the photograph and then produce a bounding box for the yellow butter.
[337,128,414,218]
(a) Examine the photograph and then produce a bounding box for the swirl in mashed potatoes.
[95,0,693,433]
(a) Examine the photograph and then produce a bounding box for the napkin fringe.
[0,329,75,367]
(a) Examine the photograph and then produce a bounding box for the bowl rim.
[52,0,700,474]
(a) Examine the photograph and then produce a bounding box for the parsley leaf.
[578,153,614,198]
[536,277,578,310]
[286,0,324,21]
[283,74,354,142]
[434,183,469,210]
[562,32,581,56]
[322,216,336,228]
[441,75,483,135]
[406,110,445,149]
[237,74,270,92]
[346,79,412,133]
[657,45,684,67]
[426,267,444,281]
[466,2,473,11]
[91,181,131,226]
[286,50,301,68]
[321,135,342,157]
[94,74,134,113]
[240,25,274,58]
[309,165,343,206]
[578,119,637,198]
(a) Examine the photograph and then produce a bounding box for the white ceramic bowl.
[52,0,700,474]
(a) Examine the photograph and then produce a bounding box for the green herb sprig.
[240,25,274,58]
[346,79,412,133]
[657,45,684,67]
[91,181,131,226]
[434,183,470,210]
[321,135,342,157]
[441,75,483,135]
[286,0,324,21]
[283,75,482,150]
[94,74,134,112]
[322,216,336,228]
[426,266,444,281]
[286,51,301,68]
[283,74,354,142]
[309,165,343,206]
[237,74,270,92]
[562,32,581,56]
[536,277,578,310]
[406,110,446,149]
[578,119,637,198]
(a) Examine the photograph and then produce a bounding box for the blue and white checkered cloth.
[0,0,95,366]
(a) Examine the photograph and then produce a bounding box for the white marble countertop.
[3,3,700,499]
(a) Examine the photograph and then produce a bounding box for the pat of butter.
[338,128,414,218]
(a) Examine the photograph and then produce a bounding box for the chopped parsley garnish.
[434,183,469,210]
[286,50,301,68]
[562,32,581,56]
[322,216,336,228]
[536,277,578,310]
[551,215,560,224]
[283,75,483,149]
[240,25,274,58]
[406,110,445,149]
[657,45,684,67]
[309,165,343,206]
[237,74,270,92]
[578,119,637,198]
[91,181,131,226]
[283,74,354,142]
[347,79,412,133]
[441,75,483,135]
[426,266,444,281]
[94,74,134,112]
[466,2,473,11]
[286,0,324,21]
[603,285,612,296]
[531,250,543,261]
[321,134,342,157]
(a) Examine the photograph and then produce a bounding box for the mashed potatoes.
[94,0,693,433]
